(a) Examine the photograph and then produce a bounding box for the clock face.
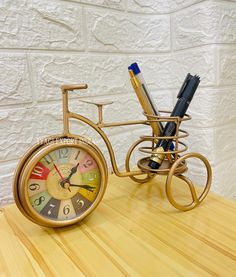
[24,146,101,223]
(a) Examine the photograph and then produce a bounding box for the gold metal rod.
[62,90,70,135]
[61,84,88,91]
[61,84,88,136]
[68,112,146,177]
[175,118,180,160]
[144,111,192,121]
[152,131,155,150]
[101,120,147,128]
[98,105,103,126]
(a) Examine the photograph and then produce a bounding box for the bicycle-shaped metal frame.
[61,84,212,211]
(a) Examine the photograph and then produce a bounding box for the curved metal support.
[68,112,146,178]
[125,138,155,183]
[165,153,212,211]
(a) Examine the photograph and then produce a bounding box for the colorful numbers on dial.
[27,146,101,221]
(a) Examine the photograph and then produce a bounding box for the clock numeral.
[63,204,70,215]
[47,204,56,215]
[76,199,84,209]
[71,193,91,215]
[83,159,93,168]
[29,183,40,191]
[59,148,69,159]
[34,196,45,207]
[40,198,60,218]
[32,165,44,177]
[44,154,53,165]
[31,163,50,180]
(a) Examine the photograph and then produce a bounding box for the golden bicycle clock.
[14,84,212,227]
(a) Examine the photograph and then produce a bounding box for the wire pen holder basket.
[138,111,190,174]
[133,111,212,211]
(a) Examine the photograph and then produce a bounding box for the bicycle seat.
[80,99,113,107]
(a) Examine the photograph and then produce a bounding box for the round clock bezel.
[17,138,107,227]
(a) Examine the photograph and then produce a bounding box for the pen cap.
[182,75,200,102]
[177,73,192,99]
[130,62,141,75]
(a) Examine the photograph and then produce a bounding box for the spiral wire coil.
[137,111,192,175]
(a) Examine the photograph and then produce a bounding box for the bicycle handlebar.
[61,84,88,92]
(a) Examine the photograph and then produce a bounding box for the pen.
[148,73,200,170]
[129,62,174,150]
[129,63,162,121]
[129,69,161,136]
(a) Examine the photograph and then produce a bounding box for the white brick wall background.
[0,0,236,205]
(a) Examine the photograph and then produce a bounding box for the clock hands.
[52,162,71,192]
[63,162,80,183]
[57,163,95,192]
[52,162,64,180]
[69,184,96,192]
[45,151,95,194]
[60,162,79,189]
[46,154,71,192]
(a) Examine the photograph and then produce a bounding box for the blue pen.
[129,62,175,151]
[129,63,161,119]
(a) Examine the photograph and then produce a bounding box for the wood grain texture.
[1,174,236,277]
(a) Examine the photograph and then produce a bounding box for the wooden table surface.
[1,174,236,277]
